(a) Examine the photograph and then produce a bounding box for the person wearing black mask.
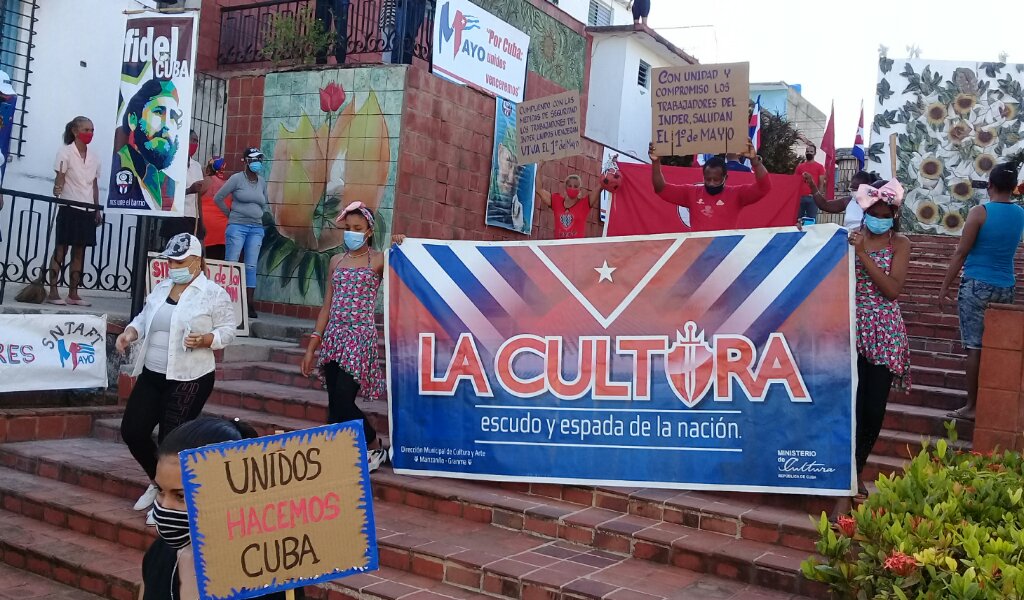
[794,143,825,223]
[648,140,772,231]
[141,416,303,600]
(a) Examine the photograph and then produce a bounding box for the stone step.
[910,349,966,370]
[909,336,964,355]
[0,562,108,600]
[870,428,970,460]
[220,361,321,391]
[0,438,818,599]
[909,365,966,393]
[0,508,142,599]
[883,401,971,441]
[892,381,965,412]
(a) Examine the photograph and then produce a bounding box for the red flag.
[821,102,836,200]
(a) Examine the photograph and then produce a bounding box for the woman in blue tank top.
[939,163,1024,420]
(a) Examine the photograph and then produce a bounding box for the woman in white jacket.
[114,233,236,519]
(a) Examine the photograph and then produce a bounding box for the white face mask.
[169,264,194,284]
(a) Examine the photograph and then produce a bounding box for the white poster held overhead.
[0,314,108,392]
[432,0,530,103]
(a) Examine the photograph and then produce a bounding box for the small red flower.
[990,463,1005,473]
[319,82,346,113]
[883,551,918,577]
[836,515,856,537]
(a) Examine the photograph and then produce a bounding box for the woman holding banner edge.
[300,201,403,473]
[140,416,300,600]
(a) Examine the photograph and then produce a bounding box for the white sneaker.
[367,448,387,473]
[134,483,158,511]
[146,509,156,527]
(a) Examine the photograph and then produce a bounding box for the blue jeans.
[225,223,264,289]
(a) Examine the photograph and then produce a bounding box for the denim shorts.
[958,277,1015,349]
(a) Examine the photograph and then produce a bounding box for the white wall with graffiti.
[872,57,1024,235]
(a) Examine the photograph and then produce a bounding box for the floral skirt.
[316,324,384,401]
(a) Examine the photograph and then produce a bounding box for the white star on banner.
[595,260,616,283]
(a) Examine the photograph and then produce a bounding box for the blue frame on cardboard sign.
[178,421,379,600]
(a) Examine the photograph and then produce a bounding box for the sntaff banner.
[0,314,108,392]
[387,227,856,495]
[107,13,199,216]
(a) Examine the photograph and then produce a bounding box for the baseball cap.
[0,71,15,96]
[244,147,265,160]
[159,233,202,260]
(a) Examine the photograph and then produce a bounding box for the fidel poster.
[107,13,198,216]
[387,227,856,495]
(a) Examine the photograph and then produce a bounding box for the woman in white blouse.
[114,233,236,521]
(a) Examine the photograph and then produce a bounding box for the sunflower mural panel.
[873,57,1024,235]
[257,67,403,305]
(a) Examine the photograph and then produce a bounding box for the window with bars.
[587,0,611,26]
[638,60,651,89]
[0,0,36,157]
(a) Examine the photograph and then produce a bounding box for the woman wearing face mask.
[47,116,102,306]
[200,156,231,260]
[142,416,301,600]
[300,202,400,472]
[534,161,603,239]
[214,147,268,319]
[115,233,237,522]
[803,170,880,230]
[838,179,912,514]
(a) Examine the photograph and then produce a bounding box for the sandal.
[66,298,91,306]
[45,297,67,305]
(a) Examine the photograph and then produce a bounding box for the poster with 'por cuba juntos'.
[107,13,199,217]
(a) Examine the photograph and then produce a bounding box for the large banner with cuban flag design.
[387,225,856,495]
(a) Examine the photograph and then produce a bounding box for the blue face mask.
[344,230,367,251]
[863,214,894,234]
[169,266,194,284]
[248,161,263,174]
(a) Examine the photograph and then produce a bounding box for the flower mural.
[872,58,1024,234]
[256,68,403,305]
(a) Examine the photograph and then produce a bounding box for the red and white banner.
[605,163,802,236]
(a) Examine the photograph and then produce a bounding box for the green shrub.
[802,424,1024,599]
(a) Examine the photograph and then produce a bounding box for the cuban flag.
[749,95,762,151]
[851,103,865,170]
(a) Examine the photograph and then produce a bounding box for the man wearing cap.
[160,129,207,243]
[108,79,184,212]
[114,232,237,521]
[214,147,268,318]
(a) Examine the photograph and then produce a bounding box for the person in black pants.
[628,0,650,26]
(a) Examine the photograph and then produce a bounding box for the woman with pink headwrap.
[300,201,402,472]
[837,179,912,514]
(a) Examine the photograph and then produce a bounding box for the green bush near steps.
[802,422,1024,599]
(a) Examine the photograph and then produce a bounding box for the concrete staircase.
[0,233,1014,599]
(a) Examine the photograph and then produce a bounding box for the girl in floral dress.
[301,201,401,472]
[838,179,912,513]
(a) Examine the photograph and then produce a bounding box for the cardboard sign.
[517,91,582,162]
[651,62,750,156]
[147,253,249,336]
[180,422,378,600]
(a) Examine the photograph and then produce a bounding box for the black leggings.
[855,355,893,475]
[323,361,377,444]
[632,0,650,20]
[121,368,216,480]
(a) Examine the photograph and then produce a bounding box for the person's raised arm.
[649,143,667,194]
[940,205,985,303]
[806,172,846,213]
[534,160,552,208]
[737,141,772,206]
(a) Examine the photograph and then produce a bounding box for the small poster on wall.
[486,97,536,234]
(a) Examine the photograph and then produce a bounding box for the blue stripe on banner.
[667,235,743,303]
[424,245,512,324]
[390,248,470,343]
[477,246,543,306]
[700,232,805,332]
[744,231,848,347]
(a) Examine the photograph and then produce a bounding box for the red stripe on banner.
[606,163,802,236]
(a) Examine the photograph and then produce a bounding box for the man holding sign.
[648,141,771,232]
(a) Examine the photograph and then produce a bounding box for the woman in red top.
[200,157,231,260]
[534,161,602,239]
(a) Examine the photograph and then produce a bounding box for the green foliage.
[803,426,1024,599]
[758,110,800,175]
[260,6,336,65]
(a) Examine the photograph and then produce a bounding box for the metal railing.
[218,0,435,66]
[0,189,139,304]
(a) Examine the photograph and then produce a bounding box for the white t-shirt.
[54,143,101,210]
[843,199,864,230]
[184,158,203,218]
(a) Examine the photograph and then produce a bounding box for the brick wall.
[974,304,1024,452]
[224,76,265,170]
[394,67,605,241]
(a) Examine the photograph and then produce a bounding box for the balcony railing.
[218,0,436,67]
